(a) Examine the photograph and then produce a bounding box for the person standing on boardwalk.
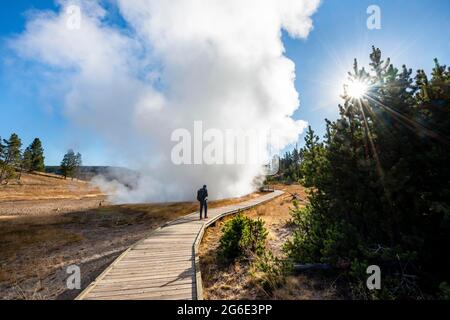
[197,185,208,220]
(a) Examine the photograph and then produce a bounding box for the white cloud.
[10,0,320,202]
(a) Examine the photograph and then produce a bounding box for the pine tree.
[60,149,82,180]
[75,152,82,168]
[22,147,33,173]
[28,138,45,172]
[4,133,22,167]
[0,136,5,164]
[299,126,326,188]
[61,150,74,179]
[0,133,22,183]
[0,136,7,184]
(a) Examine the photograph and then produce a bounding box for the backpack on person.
[197,188,204,201]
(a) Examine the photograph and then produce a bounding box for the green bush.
[219,213,268,262]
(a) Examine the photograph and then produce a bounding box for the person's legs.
[204,201,208,218]
[199,201,204,219]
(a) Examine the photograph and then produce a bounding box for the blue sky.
[1,0,449,165]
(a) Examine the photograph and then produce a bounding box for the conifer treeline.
[0,134,45,184]
[278,47,450,298]
[0,133,83,183]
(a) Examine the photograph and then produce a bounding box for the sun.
[346,80,368,99]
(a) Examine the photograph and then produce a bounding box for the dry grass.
[199,184,340,300]
[0,203,189,299]
[0,203,194,292]
[270,275,339,300]
[0,186,266,300]
[0,172,103,202]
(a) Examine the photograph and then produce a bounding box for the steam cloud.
[10,0,320,203]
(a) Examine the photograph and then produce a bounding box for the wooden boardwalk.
[76,190,284,300]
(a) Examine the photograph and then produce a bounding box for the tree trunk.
[293,263,331,272]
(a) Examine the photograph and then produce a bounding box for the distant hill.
[45,166,140,188]
[46,166,104,180]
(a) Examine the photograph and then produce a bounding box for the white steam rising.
[10,0,320,203]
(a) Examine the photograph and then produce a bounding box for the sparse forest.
[0,133,83,183]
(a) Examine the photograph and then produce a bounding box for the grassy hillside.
[0,172,103,202]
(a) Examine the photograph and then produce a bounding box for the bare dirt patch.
[0,172,106,216]
[199,184,340,300]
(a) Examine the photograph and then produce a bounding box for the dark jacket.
[197,188,208,202]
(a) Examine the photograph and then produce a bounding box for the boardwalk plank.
[94,278,192,289]
[89,283,194,296]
